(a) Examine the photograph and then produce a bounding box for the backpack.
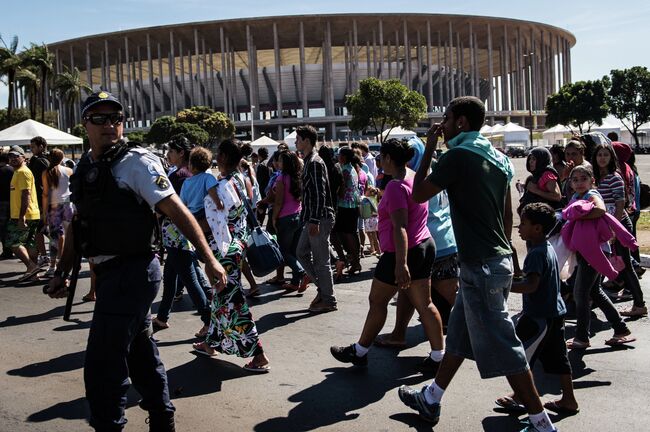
[359,196,377,219]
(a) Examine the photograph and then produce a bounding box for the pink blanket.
[561,199,637,280]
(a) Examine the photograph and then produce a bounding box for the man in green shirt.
[397,97,557,432]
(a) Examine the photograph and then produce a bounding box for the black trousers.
[85,254,174,431]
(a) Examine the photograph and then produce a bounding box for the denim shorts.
[445,255,529,378]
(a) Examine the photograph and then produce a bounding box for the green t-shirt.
[426,149,511,262]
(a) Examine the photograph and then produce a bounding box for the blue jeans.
[86,254,174,431]
[445,255,529,378]
[276,213,305,284]
[158,248,210,325]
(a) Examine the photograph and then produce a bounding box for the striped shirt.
[597,172,625,215]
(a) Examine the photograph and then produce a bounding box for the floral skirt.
[205,239,263,358]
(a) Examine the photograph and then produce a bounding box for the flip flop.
[604,335,636,346]
[543,400,580,415]
[82,294,96,302]
[243,361,270,373]
[495,396,527,414]
[373,334,407,349]
[192,342,217,357]
[18,266,42,282]
[566,338,590,350]
[245,287,261,297]
[264,276,285,285]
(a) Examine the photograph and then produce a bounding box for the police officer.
[47,91,227,432]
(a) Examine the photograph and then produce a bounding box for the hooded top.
[518,147,561,212]
[611,141,636,212]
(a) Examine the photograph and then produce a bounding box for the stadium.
[46,14,576,139]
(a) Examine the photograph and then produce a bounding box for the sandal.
[298,274,312,293]
[152,317,170,333]
[566,338,590,350]
[245,287,261,297]
[373,334,407,349]
[192,342,217,357]
[264,276,285,285]
[195,326,209,338]
[605,334,636,346]
[18,266,42,282]
[495,396,526,413]
[243,361,270,373]
[543,400,579,415]
[620,305,648,317]
[82,294,96,302]
[282,283,299,291]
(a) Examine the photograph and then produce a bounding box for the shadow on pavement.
[253,355,429,431]
[26,397,89,422]
[166,355,248,399]
[0,305,65,328]
[389,413,436,431]
[7,351,85,377]
[482,415,529,431]
[255,308,315,334]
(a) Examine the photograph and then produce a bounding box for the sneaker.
[397,385,441,424]
[330,344,368,366]
[174,292,184,302]
[309,300,338,313]
[37,255,50,268]
[309,294,321,308]
[416,356,441,375]
[634,266,646,279]
[43,267,56,278]
[519,421,558,432]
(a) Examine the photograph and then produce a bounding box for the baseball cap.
[8,145,25,157]
[81,91,124,116]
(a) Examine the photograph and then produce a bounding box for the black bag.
[231,175,284,277]
[640,182,650,210]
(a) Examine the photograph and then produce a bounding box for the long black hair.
[591,143,619,184]
[279,151,302,201]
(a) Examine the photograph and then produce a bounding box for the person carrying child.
[360,185,380,256]
[495,202,579,416]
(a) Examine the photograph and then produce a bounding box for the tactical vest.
[70,142,156,257]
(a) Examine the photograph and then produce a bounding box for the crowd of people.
[0,90,645,432]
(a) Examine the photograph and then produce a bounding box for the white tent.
[250,135,281,153]
[283,131,297,148]
[589,115,623,137]
[542,124,573,145]
[502,122,530,145]
[480,124,493,136]
[378,126,417,141]
[0,119,83,147]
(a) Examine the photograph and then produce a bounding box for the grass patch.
[638,212,650,231]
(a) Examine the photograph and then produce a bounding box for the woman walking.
[330,139,444,368]
[272,151,308,291]
[333,147,361,275]
[41,149,73,278]
[193,139,270,373]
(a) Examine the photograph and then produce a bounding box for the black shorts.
[334,207,359,234]
[514,314,572,375]
[374,237,435,285]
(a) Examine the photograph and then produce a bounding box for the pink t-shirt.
[277,173,302,218]
[377,176,430,253]
[537,170,558,191]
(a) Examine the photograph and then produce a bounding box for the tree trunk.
[633,128,640,148]
[40,70,47,123]
[7,71,15,122]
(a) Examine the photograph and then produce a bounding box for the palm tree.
[0,34,21,123]
[21,43,54,123]
[16,66,39,119]
[55,65,91,130]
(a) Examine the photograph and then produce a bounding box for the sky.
[1,0,649,109]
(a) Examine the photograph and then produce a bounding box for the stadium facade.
[47,14,576,139]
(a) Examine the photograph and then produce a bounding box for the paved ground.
[0,155,648,432]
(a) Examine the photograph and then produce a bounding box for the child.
[495,202,579,416]
[564,165,633,350]
[361,185,380,256]
[180,147,223,233]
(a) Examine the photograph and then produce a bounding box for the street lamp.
[523,53,534,147]
[250,105,255,142]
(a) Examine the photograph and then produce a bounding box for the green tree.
[71,123,89,150]
[545,80,609,133]
[0,107,29,130]
[345,77,427,142]
[176,106,215,124]
[16,66,39,119]
[126,131,146,143]
[21,43,55,123]
[55,65,91,130]
[604,66,650,148]
[0,34,22,123]
[146,115,177,145]
[169,122,209,146]
[202,112,235,142]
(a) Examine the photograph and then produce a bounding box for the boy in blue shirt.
[496,202,579,416]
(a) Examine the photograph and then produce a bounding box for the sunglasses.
[84,113,124,126]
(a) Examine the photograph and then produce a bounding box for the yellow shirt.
[10,165,40,220]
